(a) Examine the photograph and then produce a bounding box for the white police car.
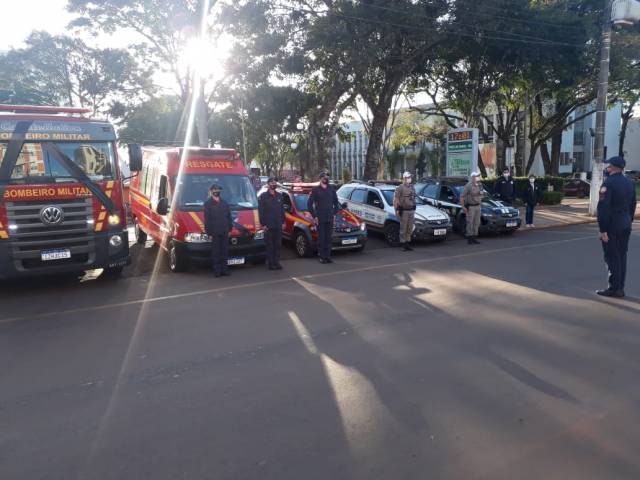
[337,182,452,245]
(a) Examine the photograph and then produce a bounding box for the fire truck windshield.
[0,141,116,183]
[175,174,258,211]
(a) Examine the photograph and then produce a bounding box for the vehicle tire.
[501,229,516,235]
[384,222,400,246]
[294,230,314,258]
[250,255,266,266]
[134,220,147,244]
[353,244,366,253]
[103,266,124,277]
[168,241,190,272]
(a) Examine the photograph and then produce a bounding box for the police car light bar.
[0,104,92,115]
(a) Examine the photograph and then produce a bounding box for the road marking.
[0,234,603,325]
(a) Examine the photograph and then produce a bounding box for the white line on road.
[0,234,605,325]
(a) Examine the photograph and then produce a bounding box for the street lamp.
[588,0,640,215]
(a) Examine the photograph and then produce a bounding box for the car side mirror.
[128,143,143,172]
[341,202,348,209]
[156,197,169,216]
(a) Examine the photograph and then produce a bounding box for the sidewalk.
[518,199,640,230]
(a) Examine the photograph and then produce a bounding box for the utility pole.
[589,0,614,216]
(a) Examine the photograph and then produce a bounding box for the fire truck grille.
[6,198,95,270]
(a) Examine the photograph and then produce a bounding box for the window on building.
[573,118,585,146]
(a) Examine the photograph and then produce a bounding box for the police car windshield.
[381,189,425,206]
[0,141,116,183]
[175,174,258,210]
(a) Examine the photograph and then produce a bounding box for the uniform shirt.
[597,173,637,234]
[307,184,341,222]
[495,176,515,202]
[204,196,232,235]
[258,190,285,229]
[394,183,417,211]
[525,182,541,206]
[461,182,483,205]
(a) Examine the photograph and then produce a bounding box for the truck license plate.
[506,221,517,228]
[434,229,447,236]
[227,257,245,266]
[41,249,71,261]
[342,237,358,245]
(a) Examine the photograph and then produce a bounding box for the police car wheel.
[169,242,189,272]
[294,231,313,257]
[103,266,124,276]
[134,220,147,244]
[384,223,400,246]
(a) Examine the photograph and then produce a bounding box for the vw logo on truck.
[40,205,64,225]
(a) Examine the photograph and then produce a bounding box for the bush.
[540,191,564,205]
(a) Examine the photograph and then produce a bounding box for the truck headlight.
[109,234,123,247]
[360,223,366,232]
[254,229,265,240]
[184,233,210,243]
[108,214,121,226]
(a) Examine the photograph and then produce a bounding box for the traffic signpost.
[446,128,479,177]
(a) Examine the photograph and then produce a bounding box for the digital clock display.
[448,131,472,142]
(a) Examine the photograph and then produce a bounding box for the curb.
[518,217,597,232]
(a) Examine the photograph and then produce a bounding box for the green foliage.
[117,96,183,145]
[540,191,564,205]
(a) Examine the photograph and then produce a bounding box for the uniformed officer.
[460,172,483,245]
[308,171,341,264]
[204,184,232,277]
[596,156,637,298]
[495,167,515,204]
[258,177,286,270]
[393,171,417,251]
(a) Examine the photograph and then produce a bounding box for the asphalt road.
[1,224,640,480]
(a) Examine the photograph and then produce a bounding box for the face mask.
[404,178,411,184]
[321,178,329,184]
[529,179,535,184]
[212,192,220,198]
[503,173,509,179]
[269,184,277,190]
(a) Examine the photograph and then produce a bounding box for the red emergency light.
[0,104,92,115]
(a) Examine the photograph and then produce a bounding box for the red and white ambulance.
[129,147,266,272]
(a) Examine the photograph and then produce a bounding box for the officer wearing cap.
[258,177,285,270]
[495,167,515,205]
[460,172,483,245]
[204,183,232,277]
[393,171,417,251]
[308,171,341,264]
[596,156,637,298]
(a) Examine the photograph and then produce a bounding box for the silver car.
[337,182,452,246]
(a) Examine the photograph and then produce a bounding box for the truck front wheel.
[134,219,147,244]
[169,241,190,272]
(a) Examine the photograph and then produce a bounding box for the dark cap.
[605,156,625,169]
[318,171,329,179]
[267,176,278,183]
[209,183,222,191]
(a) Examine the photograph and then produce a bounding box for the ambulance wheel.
[134,220,147,244]
[168,242,189,272]
[384,222,400,246]
[294,230,313,258]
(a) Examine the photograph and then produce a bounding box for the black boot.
[467,237,474,245]
[402,243,411,251]
[471,237,480,244]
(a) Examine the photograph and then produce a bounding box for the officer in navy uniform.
[308,171,341,264]
[204,184,232,277]
[258,177,286,270]
[495,167,515,204]
[596,156,637,298]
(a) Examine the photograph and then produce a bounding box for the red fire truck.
[0,104,137,278]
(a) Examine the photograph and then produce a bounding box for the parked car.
[258,183,367,257]
[563,178,590,198]
[337,182,451,246]
[414,177,521,235]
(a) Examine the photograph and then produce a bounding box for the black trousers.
[317,220,333,260]
[602,229,631,291]
[265,228,282,267]
[211,233,229,275]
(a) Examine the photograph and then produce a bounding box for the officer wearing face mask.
[393,171,417,251]
[204,184,232,277]
[495,167,515,205]
[596,156,637,298]
[524,175,541,228]
[258,177,286,270]
[308,171,341,264]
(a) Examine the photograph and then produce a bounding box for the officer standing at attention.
[204,184,232,277]
[495,167,515,204]
[596,156,637,298]
[394,171,417,251]
[308,171,341,264]
[460,171,483,245]
[258,177,285,270]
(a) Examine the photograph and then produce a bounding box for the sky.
[0,0,73,50]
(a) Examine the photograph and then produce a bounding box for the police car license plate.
[434,229,447,236]
[342,237,358,245]
[227,257,245,266]
[41,248,71,261]
[506,221,517,227]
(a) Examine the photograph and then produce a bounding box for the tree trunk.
[195,80,209,148]
[363,105,390,180]
[525,142,540,175]
[550,132,562,176]
[477,147,488,178]
[496,138,507,173]
[540,142,552,175]
[619,105,634,157]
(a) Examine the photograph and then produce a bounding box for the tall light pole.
[589,0,640,214]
